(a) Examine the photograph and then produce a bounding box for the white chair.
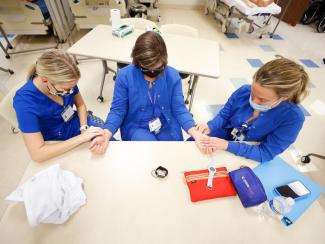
[160,24,199,38]
[159,24,199,105]
[120,17,158,30]
[0,81,25,133]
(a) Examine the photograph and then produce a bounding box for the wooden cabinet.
[276,0,310,26]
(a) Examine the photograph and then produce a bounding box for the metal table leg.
[0,66,14,74]
[269,0,293,38]
[97,60,109,103]
[0,25,13,49]
[185,74,199,112]
[0,41,10,59]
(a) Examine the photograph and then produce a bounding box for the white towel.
[6,164,86,227]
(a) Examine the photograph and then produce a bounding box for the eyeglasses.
[140,65,165,73]
[48,82,74,97]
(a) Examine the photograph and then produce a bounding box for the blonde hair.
[27,50,80,84]
[253,56,309,104]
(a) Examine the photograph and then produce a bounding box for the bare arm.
[88,129,112,154]
[74,92,88,128]
[22,127,104,163]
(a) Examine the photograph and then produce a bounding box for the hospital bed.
[205,0,281,38]
[0,0,58,59]
[68,0,127,30]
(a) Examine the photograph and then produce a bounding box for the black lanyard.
[235,111,260,135]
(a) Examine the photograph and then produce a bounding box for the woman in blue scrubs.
[14,50,105,162]
[89,31,205,152]
[195,56,310,162]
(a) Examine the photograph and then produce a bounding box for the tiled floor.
[1,6,325,219]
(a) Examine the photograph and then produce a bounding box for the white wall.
[159,0,205,6]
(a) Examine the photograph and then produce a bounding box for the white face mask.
[249,95,282,112]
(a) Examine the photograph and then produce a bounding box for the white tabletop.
[67,24,220,79]
[0,142,324,244]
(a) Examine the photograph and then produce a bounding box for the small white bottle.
[269,196,295,216]
[255,196,295,221]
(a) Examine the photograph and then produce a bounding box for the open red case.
[184,167,237,202]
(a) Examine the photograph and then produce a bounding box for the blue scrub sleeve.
[171,78,195,132]
[15,103,41,133]
[103,74,129,134]
[227,117,304,162]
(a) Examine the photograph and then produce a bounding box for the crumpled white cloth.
[6,164,86,227]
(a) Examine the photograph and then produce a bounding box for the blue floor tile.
[271,34,284,40]
[0,34,15,38]
[260,45,275,52]
[247,59,264,68]
[298,104,311,116]
[299,59,319,68]
[230,78,249,88]
[224,33,239,39]
[206,104,224,118]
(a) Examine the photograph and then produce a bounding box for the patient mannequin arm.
[247,0,274,7]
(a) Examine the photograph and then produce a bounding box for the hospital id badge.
[231,127,245,142]
[61,105,74,122]
[149,118,162,134]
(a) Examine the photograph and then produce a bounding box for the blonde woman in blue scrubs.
[195,57,309,162]
[14,50,106,162]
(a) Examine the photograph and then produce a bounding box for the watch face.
[209,166,216,172]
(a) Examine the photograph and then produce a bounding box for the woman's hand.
[206,137,229,153]
[88,129,112,154]
[194,133,211,154]
[79,126,104,143]
[188,127,211,154]
[195,123,211,135]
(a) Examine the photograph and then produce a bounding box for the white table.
[1,142,325,244]
[67,24,220,110]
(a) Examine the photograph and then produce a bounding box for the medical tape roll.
[111,9,121,30]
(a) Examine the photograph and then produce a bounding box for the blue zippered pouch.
[229,166,267,208]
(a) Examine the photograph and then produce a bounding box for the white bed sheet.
[222,0,281,15]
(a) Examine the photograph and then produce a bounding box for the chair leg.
[185,75,193,105]
[301,153,325,164]
[0,66,14,74]
[97,60,109,103]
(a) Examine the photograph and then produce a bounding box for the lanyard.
[147,87,158,118]
[245,110,260,124]
[232,110,260,141]
[241,110,260,129]
[147,89,157,105]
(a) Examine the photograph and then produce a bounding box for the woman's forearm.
[77,104,88,127]
[26,134,86,163]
